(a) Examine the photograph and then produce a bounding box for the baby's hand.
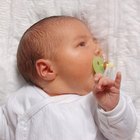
[93,72,121,111]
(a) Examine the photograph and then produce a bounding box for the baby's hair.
[17,15,83,85]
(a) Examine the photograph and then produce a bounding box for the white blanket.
[0,0,140,139]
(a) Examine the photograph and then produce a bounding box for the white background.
[0,0,140,139]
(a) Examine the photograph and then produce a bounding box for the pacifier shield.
[92,57,105,74]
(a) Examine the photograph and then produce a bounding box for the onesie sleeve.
[96,94,137,140]
[0,105,10,140]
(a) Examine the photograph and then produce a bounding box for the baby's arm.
[93,72,137,140]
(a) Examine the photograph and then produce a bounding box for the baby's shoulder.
[4,85,45,117]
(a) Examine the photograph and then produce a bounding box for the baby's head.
[17,16,102,95]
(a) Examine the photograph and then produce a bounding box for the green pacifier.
[92,56,105,74]
[92,56,114,74]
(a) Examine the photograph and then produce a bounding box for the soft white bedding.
[0,0,140,139]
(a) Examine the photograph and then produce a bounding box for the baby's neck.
[41,80,88,96]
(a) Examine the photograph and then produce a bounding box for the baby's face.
[53,20,102,95]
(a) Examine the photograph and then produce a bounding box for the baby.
[0,16,137,140]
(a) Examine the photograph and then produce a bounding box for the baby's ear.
[35,59,56,81]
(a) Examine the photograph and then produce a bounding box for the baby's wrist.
[98,98,125,114]
[101,103,119,112]
[99,98,120,112]
[97,95,127,124]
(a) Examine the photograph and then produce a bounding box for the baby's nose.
[95,48,102,56]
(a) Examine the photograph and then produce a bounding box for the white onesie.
[0,85,137,140]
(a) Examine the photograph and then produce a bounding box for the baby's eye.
[79,42,86,47]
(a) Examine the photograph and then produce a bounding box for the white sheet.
[0,0,140,139]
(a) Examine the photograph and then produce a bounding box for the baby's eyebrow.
[74,35,91,41]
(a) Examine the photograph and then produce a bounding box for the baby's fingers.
[100,79,114,87]
[94,73,103,83]
[96,78,114,91]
